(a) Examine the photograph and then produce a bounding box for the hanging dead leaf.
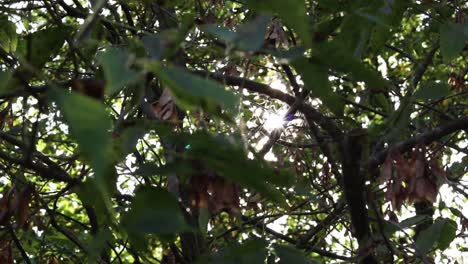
[187,162,240,217]
[321,162,331,186]
[379,153,393,184]
[208,177,240,215]
[392,151,412,180]
[16,184,34,229]
[0,105,10,129]
[388,146,441,205]
[223,62,240,76]
[224,16,237,28]
[161,247,176,264]
[46,256,60,264]
[0,188,14,225]
[461,217,468,233]
[70,78,105,100]
[247,193,261,211]
[385,178,406,211]
[413,148,426,179]
[0,239,13,264]
[208,0,225,6]
[385,208,398,222]
[448,72,466,92]
[266,18,289,49]
[152,88,179,122]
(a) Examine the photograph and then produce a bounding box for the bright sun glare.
[264,112,285,131]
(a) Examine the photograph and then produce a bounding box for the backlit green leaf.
[21,26,71,69]
[49,88,114,176]
[0,16,18,53]
[98,48,140,96]
[122,186,189,235]
[149,63,239,118]
[413,81,451,101]
[292,58,344,116]
[245,0,311,46]
[176,131,293,201]
[274,244,321,264]
[201,15,270,52]
[0,70,12,95]
[207,239,268,264]
[440,22,466,61]
[315,41,390,90]
[416,218,458,254]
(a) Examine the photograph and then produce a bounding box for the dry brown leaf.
[321,162,331,186]
[187,168,240,216]
[0,240,13,264]
[47,256,60,264]
[379,153,393,184]
[153,89,178,122]
[0,188,15,225]
[420,177,438,203]
[386,209,398,222]
[393,152,411,180]
[266,18,289,48]
[209,177,240,215]
[223,62,240,76]
[16,184,34,229]
[70,79,105,100]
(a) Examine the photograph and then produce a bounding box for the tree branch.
[192,70,344,141]
[369,116,468,169]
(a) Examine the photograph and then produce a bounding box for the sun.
[263,112,285,132]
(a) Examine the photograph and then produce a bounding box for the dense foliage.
[0,0,467,263]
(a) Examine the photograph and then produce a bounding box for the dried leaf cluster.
[379,146,445,211]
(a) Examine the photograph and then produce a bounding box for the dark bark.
[341,129,377,264]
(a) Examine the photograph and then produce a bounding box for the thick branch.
[340,129,377,263]
[369,117,468,169]
[192,70,343,141]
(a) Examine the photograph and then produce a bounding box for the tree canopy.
[0,0,467,263]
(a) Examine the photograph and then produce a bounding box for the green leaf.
[440,22,466,61]
[114,124,146,160]
[335,1,408,56]
[22,26,70,69]
[437,218,457,250]
[274,244,321,264]
[0,16,18,53]
[208,239,268,264]
[198,207,210,234]
[201,15,270,52]
[335,12,373,58]
[245,0,311,46]
[413,81,451,101]
[201,25,237,45]
[97,48,140,96]
[179,132,293,202]
[464,22,468,38]
[399,215,431,229]
[149,63,239,118]
[142,18,193,60]
[416,218,457,254]
[142,29,181,60]
[51,88,117,221]
[134,163,162,178]
[134,161,192,179]
[368,0,408,53]
[142,34,166,60]
[0,70,12,95]
[449,207,463,218]
[292,58,344,116]
[315,41,390,90]
[121,186,189,235]
[49,88,114,178]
